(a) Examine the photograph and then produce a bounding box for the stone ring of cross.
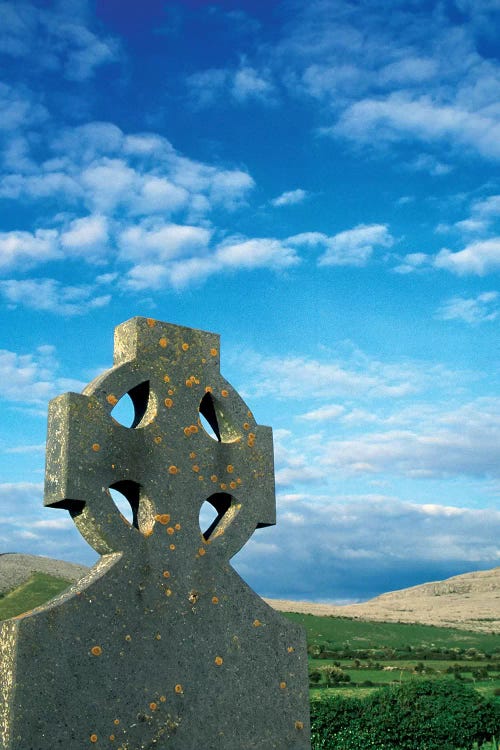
[44,317,276,564]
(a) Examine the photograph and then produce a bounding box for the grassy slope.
[282,612,500,653]
[0,572,72,620]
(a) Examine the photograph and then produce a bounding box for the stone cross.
[0,317,311,749]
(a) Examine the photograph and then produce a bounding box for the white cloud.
[271,188,309,207]
[0,82,48,132]
[187,64,274,106]
[289,225,394,267]
[436,291,499,324]
[435,238,500,274]
[0,2,120,81]
[118,222,211,264]
[0,346,58,403]
[215,238,299,270]
[124,236,301,290]
[411,153,452,176]
[60,214,109,262]
[320,224,394,267]
[232,66,274,101]
[332,94,500,160]
[299,404,345,421]
[318,398,500,480]
[238,350,424,401]
[0,229,59,271]
[393,252,429,274]
[0,278,110,316]
[80,158,137,212]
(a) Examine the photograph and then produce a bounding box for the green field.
[0,572,72,621]
[282,611,500,652]
[281,611,500,707]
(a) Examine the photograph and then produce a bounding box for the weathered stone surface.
[0,317,310,749]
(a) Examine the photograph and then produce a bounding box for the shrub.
[310,679,500,750]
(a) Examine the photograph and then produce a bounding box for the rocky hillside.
[0,553,89,595]
[265,567,500,633]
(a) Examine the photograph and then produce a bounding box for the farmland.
[282,612,500,703]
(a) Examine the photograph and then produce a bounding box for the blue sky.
[1,0,499,602]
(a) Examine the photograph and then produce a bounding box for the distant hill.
[1,554,498,633]
[0,553,89,595]
[265,567,500,633]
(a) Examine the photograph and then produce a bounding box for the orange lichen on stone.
[160,695,166,703]
[164,398,173,408]
[214,656,223,666]
[169,543,176,550]
[198,548,206,556]
[198,475,204,481]
[163,374,170,382]
[174,684,183,694]
[287,646,295,653]
[107,394,118,406]
[280,681,287,689]
[146,318,156,328]
[166,527,175,535]
[175,523,181,530]
[154,436,162,444]
[90,734,98,743]
[226,464,234,473]
[229,481,237,490]
[210,348,218,356]
[211,596,219,604]
[149,702,157,711]
[91,645,102,656]
[168,388,174,395]
[185,379,193,388]
[163,570,170,578]
[252,619,262,627]
[168,465,178,474]
[92,443,100,452]
[243,422,250,430]
[109,734,115,741]
[247,433,256,447]
[220,483,227,490]
[181,342,189,351]
[165,588,172,597]
[183,427,191,436]
[156,514,171,525]
[205,386,213,393]
[295,721,304,731]
[113,719,120,726]
[210,474,217,482]
[159,337,168,348]
[221,389,228,397]
[192,464,200,472]
[189,451,196,459]
[237,477,242,484]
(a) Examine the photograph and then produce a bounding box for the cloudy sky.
[1,0,499,603]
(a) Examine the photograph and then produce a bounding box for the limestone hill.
[265,567,500,633]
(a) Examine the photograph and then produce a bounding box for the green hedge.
[311,679,500,750]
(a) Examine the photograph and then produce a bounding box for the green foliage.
[310,679,500,750]
[0,573,71,621]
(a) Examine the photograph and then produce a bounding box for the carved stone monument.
[0,317,311,749]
